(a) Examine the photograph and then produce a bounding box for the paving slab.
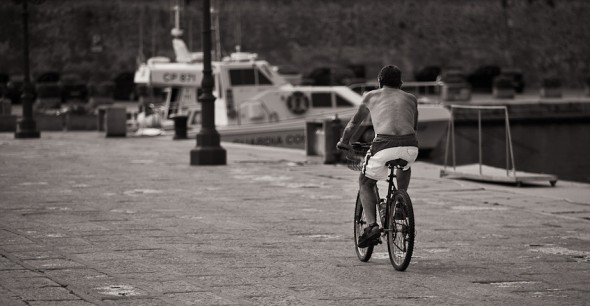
[0,132,588,305]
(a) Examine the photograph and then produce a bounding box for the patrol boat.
[134,47,450,151]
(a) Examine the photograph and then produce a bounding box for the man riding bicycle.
[337,65,419,248]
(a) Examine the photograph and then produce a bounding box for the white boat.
[134,38,450,151]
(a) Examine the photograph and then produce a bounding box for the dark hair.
[378,65,403,88]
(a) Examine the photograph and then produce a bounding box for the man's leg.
[359,173,378,224]
[396,167,411,191]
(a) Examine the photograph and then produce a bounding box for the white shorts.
[362,146,419,180]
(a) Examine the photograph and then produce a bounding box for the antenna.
[138,6,144,64]
[173,4,180,31]
[236,6,242,49]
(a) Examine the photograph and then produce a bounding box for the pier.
[1,132,588,305]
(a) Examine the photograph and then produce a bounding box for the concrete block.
[0,114,17,132]
[65,113,98,130]
[97,106,107,131]
[105,107,127,137]
[540,87,562,98]
[493,88,515,99]
[33,97,61,111]
[34,113,64,131]
[0,99,12,115]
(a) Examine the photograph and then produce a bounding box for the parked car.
[414,65,441,82]
[438,68,471,101]
[36,71,61,84]
[59,73,88,103]
[0,73,9,86]
[467,65,501,92]
[467,65,525,93]
[348,81,378,95]
[113,72,137,101]
[302,66,358,86]
[439,67,468,84]
[500,68,525,93]
[34,72,62,109]
[6,75,29,104]
[0,73,9,99]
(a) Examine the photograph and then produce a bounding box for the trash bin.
[172,115,188,140]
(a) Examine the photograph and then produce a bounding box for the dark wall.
[1,0,588,86]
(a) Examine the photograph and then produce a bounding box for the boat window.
[336,94,354,107]
[167,88,180,118]
[311,92,332,108]
[229,69,256,86]
[256,69,273,85]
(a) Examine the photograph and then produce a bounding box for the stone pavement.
[0,132,589,306]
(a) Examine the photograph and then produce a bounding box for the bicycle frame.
[385,166,398,202]
[373,165,399,231]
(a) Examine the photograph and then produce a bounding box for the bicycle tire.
[387,189,415,271]
[354,192,373,262]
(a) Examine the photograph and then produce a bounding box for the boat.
[133,14,450,151]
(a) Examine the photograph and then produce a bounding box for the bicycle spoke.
[387,190,415,271]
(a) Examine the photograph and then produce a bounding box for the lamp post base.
[15,118,40,139]
[190,146,226,165]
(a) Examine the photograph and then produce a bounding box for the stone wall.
[1,0,588,86]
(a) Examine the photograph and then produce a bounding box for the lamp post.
[15,0,41,138]
[190,0,226,165]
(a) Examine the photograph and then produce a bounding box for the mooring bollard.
[105,107,127,137]
[328,115,343,164]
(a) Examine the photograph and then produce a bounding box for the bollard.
[172,115,188,140]
[305,117,345,164]
[329,114,343,164]
[105,107,127,137]
[97,106,107,131]
[322,115,343,164]
[0,97,12,115]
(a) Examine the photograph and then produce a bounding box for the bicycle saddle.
[385,159,408,168]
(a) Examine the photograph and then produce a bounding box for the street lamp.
[14,0,43,139]
[190,0,226,165]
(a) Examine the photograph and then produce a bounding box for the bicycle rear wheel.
[354,192,373,262]
[387,190,415,271]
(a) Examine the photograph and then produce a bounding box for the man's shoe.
[357,223,380,248]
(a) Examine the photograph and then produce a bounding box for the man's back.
[364,87,418,136]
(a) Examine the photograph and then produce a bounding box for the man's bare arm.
[339,103,370,144]
[414,101,418,132]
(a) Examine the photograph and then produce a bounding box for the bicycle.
[344,142,416,271]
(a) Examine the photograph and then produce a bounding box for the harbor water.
[422,119,590,184]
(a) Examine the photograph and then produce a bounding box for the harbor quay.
[0,132,589,305]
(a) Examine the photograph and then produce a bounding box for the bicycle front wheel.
[387,190,415,271]
[354,192,373,262]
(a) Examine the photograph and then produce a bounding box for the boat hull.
[215,117,449,151]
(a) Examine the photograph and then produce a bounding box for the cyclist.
[337,65,419,248]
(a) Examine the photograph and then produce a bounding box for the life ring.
[286,91,309,115]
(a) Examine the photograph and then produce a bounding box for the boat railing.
[403,81,444,104]
[348,80,444,104]
[232,99,357,127]
[444,105,517,177]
